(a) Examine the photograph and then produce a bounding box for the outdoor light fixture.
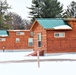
[3,46,5,52]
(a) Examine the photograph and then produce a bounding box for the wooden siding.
[47,20,76,53]
[0,30,33,50]
[32,21,47,52]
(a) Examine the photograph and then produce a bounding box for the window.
[28,38,33,46]
[16,38,20,43]
[38,33,41,47]
[30,32,34,36]
[16,32,24,35]
[0,38,6,41]
[54,32,65,38]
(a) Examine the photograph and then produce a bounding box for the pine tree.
[0,0,11,29]
[28,0,63,21]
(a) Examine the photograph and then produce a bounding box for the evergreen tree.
[0,0,11,29]
[28,0,63,21]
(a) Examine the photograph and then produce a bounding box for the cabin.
[0,18,76,55]
[0,30,33,51]
[31,18,76,55]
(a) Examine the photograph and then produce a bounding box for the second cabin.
[31,18,76,55]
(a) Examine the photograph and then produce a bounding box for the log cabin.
[0,18,76,55]
[0,30,33,51]
[31,18,76,55]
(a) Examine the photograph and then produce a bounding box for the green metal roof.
[36,18,72,29]
[0,30,8,36]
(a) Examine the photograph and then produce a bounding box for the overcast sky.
[6,0,76,20]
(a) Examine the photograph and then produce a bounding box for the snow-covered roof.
[53,25,72,29]
[31,18,72,30]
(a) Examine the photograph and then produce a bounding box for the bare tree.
[7,12,32,30]
[63,1,76,18]
[23,19,32,30]
[7,12,25,30]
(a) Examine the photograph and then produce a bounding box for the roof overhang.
[30,20,44,30]
[30,19,73,31]
[30,20,37,30]
[8,30,30,32]
[53,25,72,30]
[0,30,8,37]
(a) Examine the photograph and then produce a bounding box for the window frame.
[16,32,24,35]
[37,33,42,48]
[0,38,6,41]
[30,32,34,36]
[54,32,65,38]
[16,38,20,43]
[28,38,33,46]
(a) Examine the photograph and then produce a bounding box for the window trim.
[54,32,65,38]
[37,33,42,48]
[28,38,33,46]
[16,38,20,43]
[16,32,24,35]
[0,38,6,42]
[30,32,34,36]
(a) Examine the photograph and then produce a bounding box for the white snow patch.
[0,52,76,75]
[0,51,33,61]
[0,62,76,75]
[54,25,72,29]
[0,52,76,61]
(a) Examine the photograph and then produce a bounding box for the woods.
[0,0,76,29]
[0,0,31,30]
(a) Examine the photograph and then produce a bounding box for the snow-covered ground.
[0,52,76,61]
[0,51,33,61]
[0,61,76,75]
[0,52,76,75]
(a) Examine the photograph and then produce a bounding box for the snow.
[0,51,33,61]
[0,52,76,75]
[54,25,72,29]
[0,61,76,75]
[0,52,76,61]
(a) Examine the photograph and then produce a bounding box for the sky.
[5,0,76,20]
